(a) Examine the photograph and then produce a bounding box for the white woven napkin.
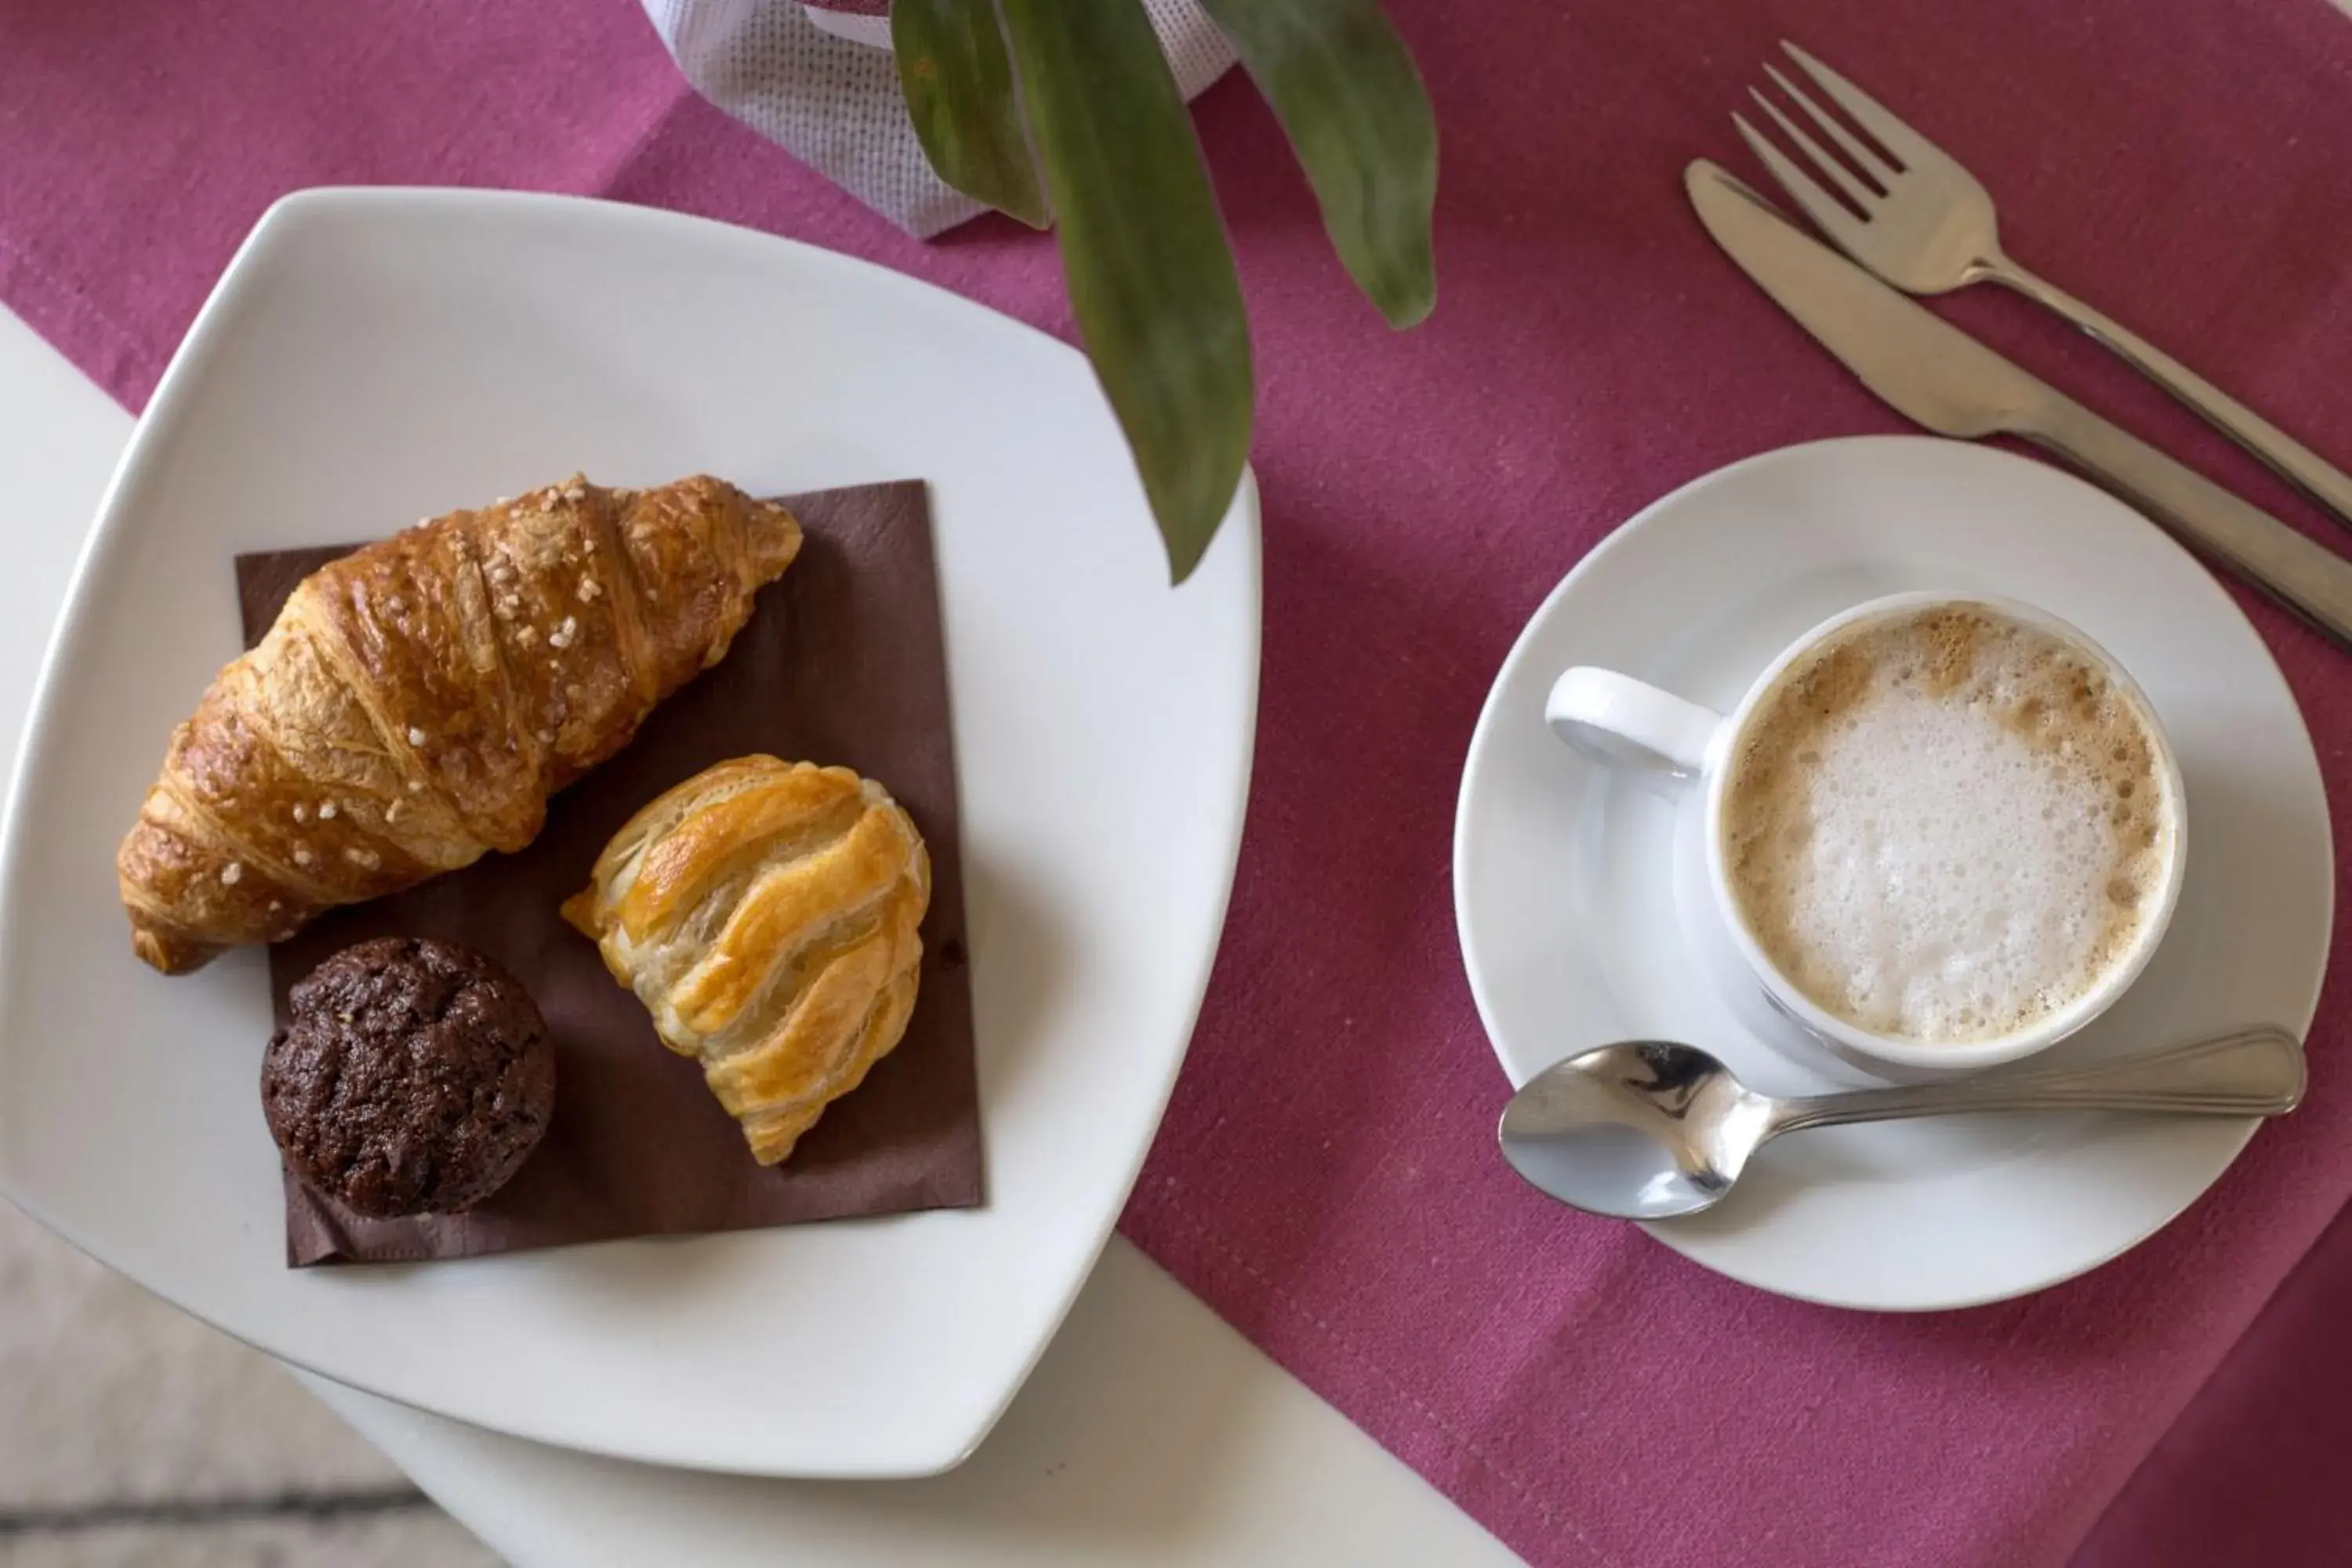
[640,1,1238,237]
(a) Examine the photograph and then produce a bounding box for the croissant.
[118,475,802,975]
[561,757,929,1166]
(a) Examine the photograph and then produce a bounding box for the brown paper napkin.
[238,481,982,1265]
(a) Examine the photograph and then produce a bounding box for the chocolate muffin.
[261,936,556,1218]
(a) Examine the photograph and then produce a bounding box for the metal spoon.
[1497,1027,2306,1220]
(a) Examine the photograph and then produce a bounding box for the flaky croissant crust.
[561,757,929,1166]
[118,475,801,974]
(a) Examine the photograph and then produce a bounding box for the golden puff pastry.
[117,475,801,974]
[562,756,930,1165]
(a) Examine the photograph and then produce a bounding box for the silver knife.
[1686,158,2352,650]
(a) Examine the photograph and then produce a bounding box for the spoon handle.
[1766,1027,2307,1138]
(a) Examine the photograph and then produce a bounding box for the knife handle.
[2023,397,2352,651]
[1988,261,2352,534]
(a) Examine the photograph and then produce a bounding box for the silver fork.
[1734,42,2352,531]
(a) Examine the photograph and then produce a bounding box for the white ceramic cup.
[1545,591,2188,1077]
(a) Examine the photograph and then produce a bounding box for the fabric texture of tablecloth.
[2,2,2350,1563]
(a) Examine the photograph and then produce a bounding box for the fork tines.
[1735,42,1925,232]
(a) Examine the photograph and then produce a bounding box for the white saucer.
[1454,436,2332,1311]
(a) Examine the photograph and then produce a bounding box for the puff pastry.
[118,475,801,974]
[562,757,930,1165]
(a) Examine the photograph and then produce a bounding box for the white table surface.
[0,299,1518,1567]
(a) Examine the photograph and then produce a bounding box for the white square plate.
[0,189,1259,1476]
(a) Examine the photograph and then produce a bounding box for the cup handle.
[1545,668,1724,781]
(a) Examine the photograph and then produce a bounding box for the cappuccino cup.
[1546,593,2186,1076]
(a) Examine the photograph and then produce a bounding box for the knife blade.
[1686,158,2352,651]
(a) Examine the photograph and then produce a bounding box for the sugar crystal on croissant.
[562,756,930,1167]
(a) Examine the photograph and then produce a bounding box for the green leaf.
[891,0,1051,228]
[997,0,1254,583]
[1196,0,1438,328]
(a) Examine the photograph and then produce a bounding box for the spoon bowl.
[1498,1027,2304,1220]
[1497,1042,1767,1218]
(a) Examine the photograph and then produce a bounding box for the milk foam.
[1722,605,2172,1044]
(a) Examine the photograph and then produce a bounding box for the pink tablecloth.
[5,2,2352,1563]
